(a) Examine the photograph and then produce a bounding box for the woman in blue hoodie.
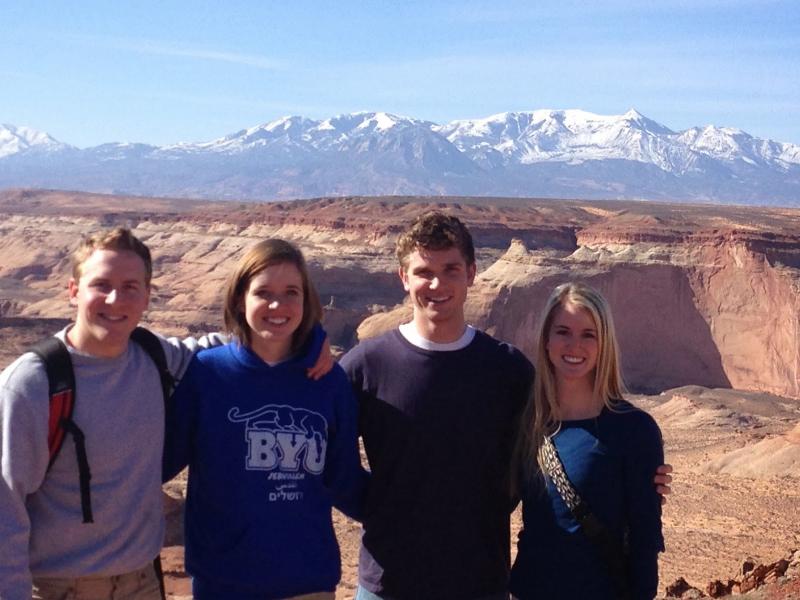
[164,239,367,600]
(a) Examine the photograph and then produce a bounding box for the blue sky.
[2,0,798,147]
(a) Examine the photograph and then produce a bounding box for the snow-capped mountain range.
[2,110,799,205]
[0,124,68,159]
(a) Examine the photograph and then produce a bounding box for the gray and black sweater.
[0,327,222,600]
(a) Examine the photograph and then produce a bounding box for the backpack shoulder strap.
[30,336,94,523]
[130,327,175,401]
[30,337,76,470]
[26,329,174,526]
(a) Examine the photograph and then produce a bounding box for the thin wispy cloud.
[129,41,286,70]
[61,33,288,71]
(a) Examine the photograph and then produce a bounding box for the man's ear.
[466,262,477,286]
[68,278,79,307]
[398,266,411,292]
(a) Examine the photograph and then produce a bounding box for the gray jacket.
[0,328,223,600]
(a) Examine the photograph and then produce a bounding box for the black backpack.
[31,327,175,524]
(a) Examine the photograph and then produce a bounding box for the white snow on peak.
[91,107,800,173]
[356,112,400,131]
[677,125,800,168]
[6,109,795,176]
[316,119,336,131]
[320,111,424,134]
[263,116,300,133]
[155,111,440,158]
[436,109,677,168]
[623,108,648,121]
[0,123,68,158]
[158,116,321,154]
[434,108,800,172]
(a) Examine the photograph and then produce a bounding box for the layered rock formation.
[358,203,800,398]
[0,189,798,400]
[2,189,799,597]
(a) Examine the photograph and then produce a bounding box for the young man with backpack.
[0,228,208,600]
[0,228,330,600]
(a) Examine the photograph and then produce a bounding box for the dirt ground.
[158,388,800,599]
[2,321,797,599]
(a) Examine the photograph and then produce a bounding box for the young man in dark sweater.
[340,212,533,600]
[340,212,671,600]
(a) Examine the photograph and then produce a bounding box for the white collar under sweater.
[398,322,476,351]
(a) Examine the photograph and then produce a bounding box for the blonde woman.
[510,283,664,600]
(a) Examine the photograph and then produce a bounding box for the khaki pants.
[32,563,161,600]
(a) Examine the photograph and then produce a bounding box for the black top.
[341,329,533,599]
[509,403,664,600]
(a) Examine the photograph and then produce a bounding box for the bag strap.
[130,327,175,401]
[31,337,75,468]
[31,337,94,523]
[31,328,173,525]
[541,435,630,600]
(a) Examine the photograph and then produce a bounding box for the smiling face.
[546,301,600,387]
[67,249,150,358]
[399,246,476,343]
[243,262,304,363]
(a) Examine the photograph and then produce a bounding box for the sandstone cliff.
[0,189,798,399]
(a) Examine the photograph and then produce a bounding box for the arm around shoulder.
[623,410,665,600]
[157,330,229,381]
[323,366,369,521]
[162,354,205,482]
[338,342,367,394]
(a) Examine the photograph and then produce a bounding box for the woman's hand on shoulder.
[307,336,335,380]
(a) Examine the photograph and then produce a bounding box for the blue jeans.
[354,585,389,600]
[194,577,334,600]
[354,584,509,600]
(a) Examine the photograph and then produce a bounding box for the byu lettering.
[229,404,328,476]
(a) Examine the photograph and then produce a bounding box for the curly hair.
[395,211,475,268]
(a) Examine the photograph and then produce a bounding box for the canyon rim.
[1,189,799,597]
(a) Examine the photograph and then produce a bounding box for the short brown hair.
[71,227,152,286]
[395,211,475,268]
[223,239,322,353]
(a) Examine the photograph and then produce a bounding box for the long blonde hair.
[516,282,626,482]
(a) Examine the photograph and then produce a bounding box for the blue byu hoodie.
[164,327,367,599]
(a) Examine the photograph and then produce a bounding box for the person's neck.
[249,338,292,364]
[556,378,603,420]
[66,326,127,359]
[412,315,467,344]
